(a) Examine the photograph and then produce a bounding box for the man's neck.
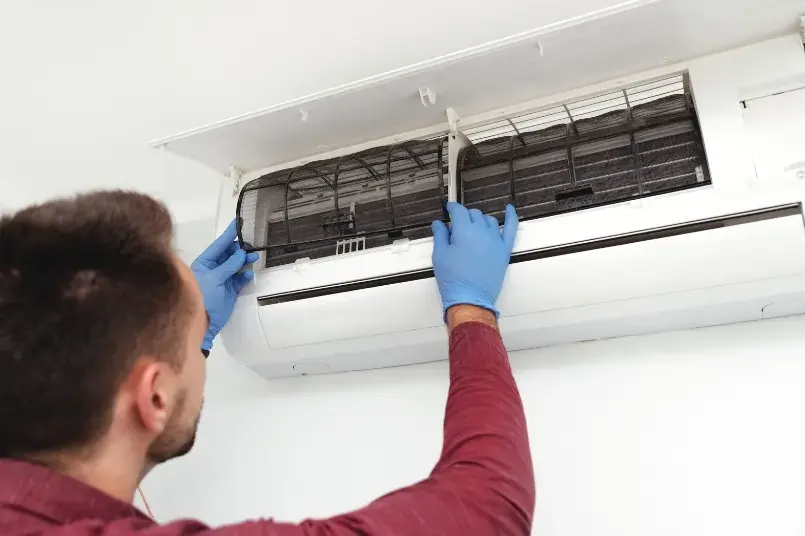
[64,461,141,504]
[24,443,146,504]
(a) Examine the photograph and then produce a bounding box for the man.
[0,190,535,535]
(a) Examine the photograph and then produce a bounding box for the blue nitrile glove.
[191,220,260,351]
[431,203,519,318]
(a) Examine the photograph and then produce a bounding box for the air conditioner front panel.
[232,206,805,376]
[499,211,805,316]
[258,276,443,348]
[500,275,805,350]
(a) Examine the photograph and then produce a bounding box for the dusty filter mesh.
[237,138,447,267]
[458,74,711,222]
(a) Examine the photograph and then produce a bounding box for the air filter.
[458,74,710,222]
[238,138,446,267]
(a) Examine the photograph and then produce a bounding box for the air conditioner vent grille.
[457,74,710,221]
[238,138,446,267]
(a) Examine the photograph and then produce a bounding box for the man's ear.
[129,360,172,435]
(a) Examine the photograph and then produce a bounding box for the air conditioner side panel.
[219,295,271,361]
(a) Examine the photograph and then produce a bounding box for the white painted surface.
[2,2,805,535]
[743,87,805,181]
[173,216,217,266]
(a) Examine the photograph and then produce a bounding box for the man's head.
[0,191,208,471]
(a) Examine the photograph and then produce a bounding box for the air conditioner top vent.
[462,75,689,144]
[457,74,711,222]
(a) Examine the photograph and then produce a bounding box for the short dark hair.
[0,191,188,460]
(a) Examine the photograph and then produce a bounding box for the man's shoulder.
[2,514,307,536]
[0,509,155,535]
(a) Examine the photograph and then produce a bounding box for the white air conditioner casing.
[151,5,805,379]
[223,193,805,379]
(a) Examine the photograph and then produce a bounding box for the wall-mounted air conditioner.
[151,1,805,378]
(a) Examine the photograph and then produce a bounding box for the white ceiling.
[154,0,803,174]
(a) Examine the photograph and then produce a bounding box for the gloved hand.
[191,220,260,350]
[431,203,519,318]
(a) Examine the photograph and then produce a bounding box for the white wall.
[3,2,805,535]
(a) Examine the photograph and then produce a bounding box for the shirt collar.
[0,458,150,524]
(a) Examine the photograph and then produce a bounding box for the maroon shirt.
[0,322,535,535]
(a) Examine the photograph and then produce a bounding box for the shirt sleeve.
[64,322,535,536]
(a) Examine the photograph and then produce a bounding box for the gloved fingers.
[445,202,470,228]
[431,220,450,249]
[214,241,238,265]
[214,241,257,269]
[213,248,247,284]
[468,208,484,225]
[196,220,239,264]
[485,214,499,229]
[502,204,519,251]
[232,270,255,294]
[215,240,259,267]
[246,252,260,265]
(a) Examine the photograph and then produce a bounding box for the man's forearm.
[430,305,535,533]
